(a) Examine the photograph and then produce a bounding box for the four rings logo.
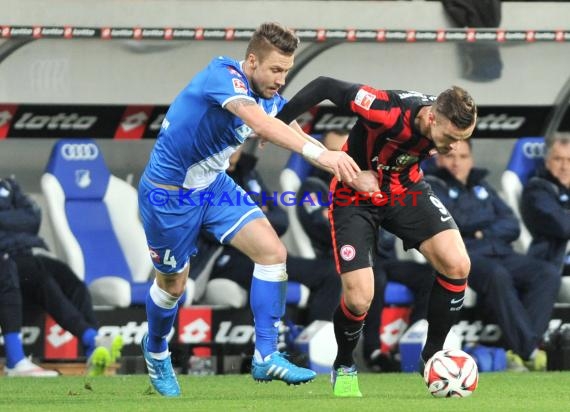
[60,143,99,161]
[522,142,545,159]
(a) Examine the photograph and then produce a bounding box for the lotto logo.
[44,315,78,359]
[178,307,213,356]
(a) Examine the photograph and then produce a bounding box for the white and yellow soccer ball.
[423,349,479,398]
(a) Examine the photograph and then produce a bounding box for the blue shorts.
[138,173,265,274]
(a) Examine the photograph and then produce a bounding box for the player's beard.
[251,79,276,99]
[250,80,265,98]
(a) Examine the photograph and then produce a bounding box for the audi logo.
[522,142,545,159]
[60,143,99,161]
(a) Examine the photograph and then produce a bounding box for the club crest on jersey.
[235,124,253,142]
[232,78,248,94]
[340,245,356,261]
[395,153,419,167]
[354,89,376,110]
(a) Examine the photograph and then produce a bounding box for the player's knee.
[275,242,287,262]
[256,242,287,265]
[158,282,185,298]
[349,298,372,315]
[150,278,183,308]
[444,255,470,279]
[344,291,373,314]
[156,271,187,298]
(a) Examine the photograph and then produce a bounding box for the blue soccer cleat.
[251,352,316,385]
[141,333,180,397]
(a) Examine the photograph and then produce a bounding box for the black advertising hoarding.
[0,103,567,139]
[0,104,168,139]
[296,105,556,139]
[0,306,258,360]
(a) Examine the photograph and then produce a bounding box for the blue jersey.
[144,56,287,190]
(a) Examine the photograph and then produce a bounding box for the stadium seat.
[501,137,545,253]
[279,150,317,259]
[279,144,414,306]
[40,139,194,307]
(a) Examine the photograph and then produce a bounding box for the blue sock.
[250,277,286,359]
[146,290,178,353]
[4,332,25,368]
[82,328,98,358]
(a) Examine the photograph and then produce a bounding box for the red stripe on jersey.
[350,86,401,130]
[408,163,423,183]
[329,177,342,275]
[348,88,436,194]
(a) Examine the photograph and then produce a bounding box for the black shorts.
[330,180,458,274]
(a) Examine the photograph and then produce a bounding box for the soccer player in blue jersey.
[138,22,360,397]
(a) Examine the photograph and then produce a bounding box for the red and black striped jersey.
[344,86,437,195]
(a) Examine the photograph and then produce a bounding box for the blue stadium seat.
[501,137,545,253]
[40,139,194,307]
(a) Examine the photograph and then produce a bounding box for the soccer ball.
[423,349,478,398]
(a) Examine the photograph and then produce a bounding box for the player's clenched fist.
[346,170,380,194]
[316,150,360,183]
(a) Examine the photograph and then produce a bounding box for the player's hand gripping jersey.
[145,56,286,190]
[277,76,438,195]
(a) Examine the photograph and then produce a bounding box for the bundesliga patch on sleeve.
[354,89,376,110]
[232,78,248,94]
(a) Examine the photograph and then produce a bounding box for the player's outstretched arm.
[226,98,360,182]
[276,76,360,124]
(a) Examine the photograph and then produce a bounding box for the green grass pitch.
[3,372,570,412]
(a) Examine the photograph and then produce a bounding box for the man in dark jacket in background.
[0,176,121,376]
[426,141,560,371]
[521,135,570,276]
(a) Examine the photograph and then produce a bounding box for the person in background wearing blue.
[426,140,560,371]
[0,254,58,377]
[521,134,570,276]
[138,22,360,396]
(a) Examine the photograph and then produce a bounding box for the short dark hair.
[435,86,477,130]
[245,22,299,62]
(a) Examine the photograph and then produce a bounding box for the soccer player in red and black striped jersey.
[277,77,477,397]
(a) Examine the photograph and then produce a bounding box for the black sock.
[421,272,466,362]
[333,297,366,369]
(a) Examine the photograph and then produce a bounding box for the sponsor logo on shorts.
[148,247,161,264]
